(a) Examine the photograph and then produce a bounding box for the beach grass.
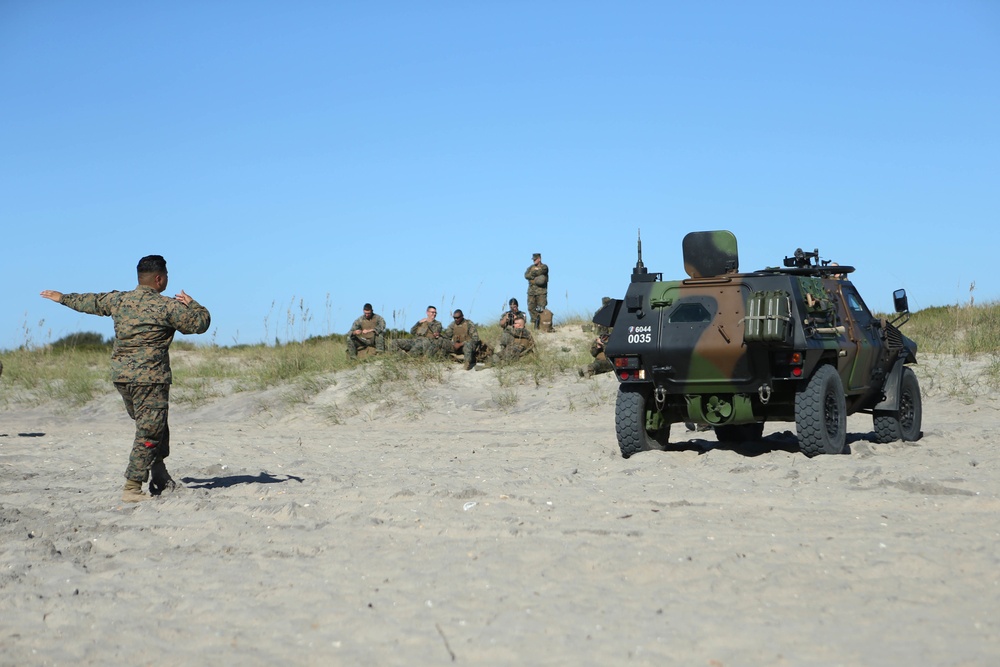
[2,304,997,410]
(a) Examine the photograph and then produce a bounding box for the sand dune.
[2,333,998,665]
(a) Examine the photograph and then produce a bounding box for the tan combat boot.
[122,479,149,503]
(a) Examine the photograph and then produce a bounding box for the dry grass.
[2,305,997,411]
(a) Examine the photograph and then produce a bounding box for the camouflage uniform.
[394,318,444,356]
[499,308,527,329]
[58,286,211,485]
[593,297,613,336]
[442,317,480,369]
[346,312,386,357]
[583,333,614,377]
[495,324,535,363]
[524,257,549,326]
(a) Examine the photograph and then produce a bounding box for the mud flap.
[874,357,908,412]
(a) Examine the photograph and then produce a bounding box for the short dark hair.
[509,298,518,306]
[363,303,373,311]
[453,309,463,318]
[137,255,167,276]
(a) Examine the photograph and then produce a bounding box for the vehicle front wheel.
[795,365,847,457]
[873,367,923,443]
[615,385,670,458]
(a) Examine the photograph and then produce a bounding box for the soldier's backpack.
[539,309,554,332]
[475,341,494,362]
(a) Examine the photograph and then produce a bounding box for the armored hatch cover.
[682,230,738,278]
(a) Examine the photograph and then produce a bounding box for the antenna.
[633,229,647,276]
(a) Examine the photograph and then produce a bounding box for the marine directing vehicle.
[594,231,921,458]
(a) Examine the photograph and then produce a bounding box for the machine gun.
[784,247,821,269]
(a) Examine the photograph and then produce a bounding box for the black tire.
[873,367,923,443]
[795,365,847,457]
[615,386,670,458]
[714,422,765,445]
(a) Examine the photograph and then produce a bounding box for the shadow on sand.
[180,472,305,489]
[663,429,872,457]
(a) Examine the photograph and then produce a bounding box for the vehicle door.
[839,284,882,391]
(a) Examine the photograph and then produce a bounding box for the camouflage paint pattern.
[60,286,211,383]
[499,309,527,329]
[524,262,549,322]
[442,318,480,365]
[605,231,915,427]
[347,312,387,355]
[116,382,169,482]
[393,337,440,356]
[60,283,210,483]
[495,325,535,362]
[410,319,443,338]
[682,230,738,279]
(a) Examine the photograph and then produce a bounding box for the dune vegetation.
[2,302,997,410]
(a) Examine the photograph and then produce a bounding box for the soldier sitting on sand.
[580,297,615,377]
[441,309,480,370]
[579,333,613,377]
[493,314,535,364]
[499,298,527,329]
[346,303,386,359]
[393,306,443,356]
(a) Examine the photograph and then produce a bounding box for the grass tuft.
[3,303,998,412]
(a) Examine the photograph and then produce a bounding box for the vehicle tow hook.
[758,384,772,405]
[654,387,667,409]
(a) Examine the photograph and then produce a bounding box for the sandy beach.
[1,329,998,666]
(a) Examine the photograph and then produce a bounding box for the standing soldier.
[346,303,386,359]
[40,255,211,502]
[524,252,548,329]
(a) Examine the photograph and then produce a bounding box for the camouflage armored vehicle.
[595,231,921,458]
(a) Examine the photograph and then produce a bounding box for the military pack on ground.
[595,230,921,458]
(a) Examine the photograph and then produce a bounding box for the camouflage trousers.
[493,343,531,364]
[393,337,439,356]
[347,332,385,357]
[446,340,476,367]
[527,293,547,325]
[115,382,170,483]
[587,358,614,375]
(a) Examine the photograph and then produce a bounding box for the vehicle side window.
[844,288,874,323]
[669,302,712,324]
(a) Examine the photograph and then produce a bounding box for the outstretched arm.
[40,290,64,303]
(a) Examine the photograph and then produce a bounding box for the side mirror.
[893,289,908,313]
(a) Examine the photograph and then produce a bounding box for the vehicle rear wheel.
[615,385,670,458]
[873,367,922,443]
[714,422,765,445]
[795,365,846,457]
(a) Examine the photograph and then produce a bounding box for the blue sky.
[2,1,997,349]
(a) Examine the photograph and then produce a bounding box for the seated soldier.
[393,306,443,356]
[499,298,527,329]
[579,332,613,377]
[346,303,386,359]
[442,309,480,370]
[494,314,535,364]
